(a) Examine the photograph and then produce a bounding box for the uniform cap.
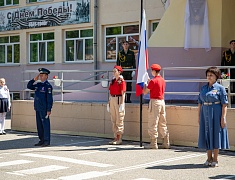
[230,40,235,44]
[114,65,123,72]
[151,64,161,71]
[38,68,50,74]
[122,40,129,44]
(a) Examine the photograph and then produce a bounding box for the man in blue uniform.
[27,68,53,147]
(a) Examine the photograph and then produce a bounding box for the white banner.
[184,0,211,51]
[0,0,90,32]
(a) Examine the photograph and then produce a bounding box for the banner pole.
[139,0,143,147]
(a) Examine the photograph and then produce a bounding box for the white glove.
[131,71,135,77]
[119,104,125,112]
[107,104,110,112]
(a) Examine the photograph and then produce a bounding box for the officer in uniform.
[117,40,136,103]
[27,68,53,147]
[221,40,235,103]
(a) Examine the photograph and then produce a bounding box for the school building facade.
[1,0,235,101]
[0,0,164,100]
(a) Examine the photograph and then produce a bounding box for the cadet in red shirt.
[143,64,170,149]
[108,65,126,145]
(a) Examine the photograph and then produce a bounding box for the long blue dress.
[198,82,230,150]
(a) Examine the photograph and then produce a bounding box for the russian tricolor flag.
[136,9,149,96]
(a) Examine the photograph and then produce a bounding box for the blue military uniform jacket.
[27,79,53,112]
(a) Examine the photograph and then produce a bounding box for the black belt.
[111,95,122,97]
[203,102,220,105]
[122,67,133,69]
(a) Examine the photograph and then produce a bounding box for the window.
[0,0,19,6]
[29,32,54,63]
[0,35,20,64]
[65,29,93,62]
[105,25,139,61]
[151,21,160,35]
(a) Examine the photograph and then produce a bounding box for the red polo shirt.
[147,75,165,99]
[109,78,126,95]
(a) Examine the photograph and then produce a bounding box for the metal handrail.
[22,66,235,107]
[162,66,235,108]
[22,69,136,101]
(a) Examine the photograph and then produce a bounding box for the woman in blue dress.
[198,67,229,167]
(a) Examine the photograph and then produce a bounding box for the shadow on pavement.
[146,163,208,170]
[1,131,235,158]
[209,175,235,179]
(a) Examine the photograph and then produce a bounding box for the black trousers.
[122,71,132,102]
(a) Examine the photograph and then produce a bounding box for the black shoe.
[2,131,6,135]
[41,144,50,147]
[126,100,132,103]
[34,142,44,146]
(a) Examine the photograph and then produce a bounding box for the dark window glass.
[128,35,139,53]
[0,45,5,63]
[106,27,121,36]
[81,29,93,37]
[106,37,116,60]
[6,0,11,5]
[39,42,45,62]
[7,45,12,63]
[47,41,54,62]
[152,22,159,32]
[14,44,20,63]
[123,25,139,34]
[43,32,54,40]
[10,35,20,43]
[76,40,83,60]
[117,37,126,52]
[85,39,93,60]
[30,43,38,62]
[0,37,9,43]
[66,40,74,61]
[13,0,19,5]
[30,34,42,41]
[66,30,79,38]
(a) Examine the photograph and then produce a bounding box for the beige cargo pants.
[109,96,125,138]
[148,99,169,139]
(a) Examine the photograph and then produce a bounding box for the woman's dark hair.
[205,66,221,80]
[111,78,115,85]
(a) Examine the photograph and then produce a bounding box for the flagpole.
[139,0,143,147]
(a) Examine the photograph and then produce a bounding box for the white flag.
[184,0,211,51]
[136,9,149,96]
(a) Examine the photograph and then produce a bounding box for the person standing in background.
[117,40,136,103]
[27,68,53,147]
[198,66,229,167]
[221,40,235,103]
[143,64,170,149]
[0,78,11,135]
[108,65,126,145]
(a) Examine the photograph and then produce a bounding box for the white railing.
[162,66,235,108]
[22,66,235,107]
[22,69,136,102]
